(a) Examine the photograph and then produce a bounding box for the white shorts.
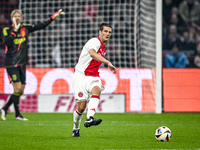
[72,71,104,102]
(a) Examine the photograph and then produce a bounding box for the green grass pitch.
[0,113,199,150]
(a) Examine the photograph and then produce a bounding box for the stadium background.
[0,0,199,113]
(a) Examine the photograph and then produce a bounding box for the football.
[155,126,172,141]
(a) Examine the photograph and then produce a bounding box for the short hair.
[10,9,23,19]
[99,23,112,31]
[170,42,179,50]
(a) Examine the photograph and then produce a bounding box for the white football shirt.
[75,37,106,77]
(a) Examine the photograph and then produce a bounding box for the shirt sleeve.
[165,55,173,68]
[175,54,187,68]
[23,20,51,33]
[2,27,15,46]
[86,38,101,52]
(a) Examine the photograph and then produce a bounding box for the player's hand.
[107,62,117,74]
[49,9,65,22]
[12,17,21,32]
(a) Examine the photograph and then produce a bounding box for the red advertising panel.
[163,69,200,112]
[0,68,156,112]
[2,68,199,112]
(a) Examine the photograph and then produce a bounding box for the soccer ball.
[155,126,172,141]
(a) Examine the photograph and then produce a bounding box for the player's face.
[12,12,23,24]
[99,26,112,44]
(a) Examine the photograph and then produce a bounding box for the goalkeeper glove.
[12,17,21,32]
[49,9,65,22]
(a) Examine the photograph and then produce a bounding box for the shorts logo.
[78,92,83,97]
[12,74,17,81]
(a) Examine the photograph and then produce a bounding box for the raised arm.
[27,9,65,33]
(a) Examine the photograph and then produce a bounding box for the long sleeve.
[23,20,51,33]
[174,54,188,68]
[3,27,15,46]
[165,55,174,68]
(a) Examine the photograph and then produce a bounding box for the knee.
[14,87,23,95]
[77,102,87,113]
[13,83,25,95]
[14,89,21,94]
[78,106,86,113]
[91,86,101,96]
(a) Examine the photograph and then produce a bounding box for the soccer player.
[0,9,65,121]
[72,23,116,137]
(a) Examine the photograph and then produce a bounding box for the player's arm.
[23,22,49,33]
[3,18,21,46]
[3,27,15,46]
[27,9,65,33]
[89,49,117,74]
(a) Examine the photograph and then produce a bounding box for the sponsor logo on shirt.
[14,37,26,45]
[98,48,106,56]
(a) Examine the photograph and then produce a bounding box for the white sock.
[87,95,100,119]
[73,109,83,130]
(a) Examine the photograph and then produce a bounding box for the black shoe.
[84,116,102,128]
[72,129,81,138]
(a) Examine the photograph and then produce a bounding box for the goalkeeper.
[0,9,65,121]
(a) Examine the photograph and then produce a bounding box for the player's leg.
[13,82,27,121]
[72,101,87,137]
[12,82,23,117]
[1,82,23,120]
[1,67,21,120]
[87,86,101,118]
[0,88,20,120]
[1,65,28,121]
[74,101,87,128]
[72,71,88,137]
[14,64,28,121]
[84,85,102,128]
